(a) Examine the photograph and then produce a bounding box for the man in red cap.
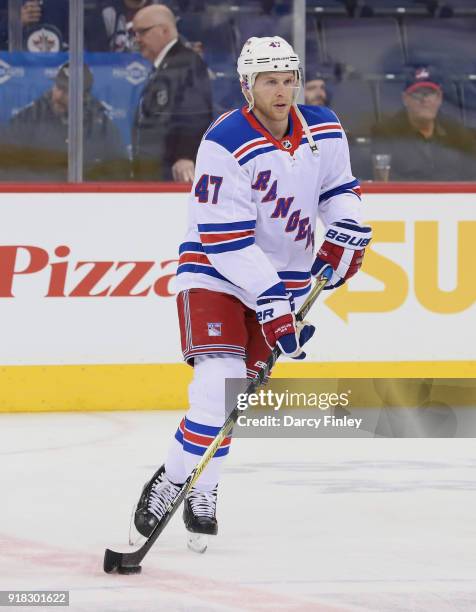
[371,67,476,181]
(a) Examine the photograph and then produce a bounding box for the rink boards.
[0,183,475,411]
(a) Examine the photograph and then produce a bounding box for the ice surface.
[1,410,475,611]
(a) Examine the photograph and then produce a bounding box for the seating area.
[192,2,476,149]
[2,1,475,132]
[0,0,474,182]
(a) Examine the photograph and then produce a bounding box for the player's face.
[403,87,442,122]
[252,72,297,122]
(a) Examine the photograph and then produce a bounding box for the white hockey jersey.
[175,104,364,309]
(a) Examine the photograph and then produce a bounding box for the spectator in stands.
[131,4,212,182]
[371,67,476,181]
[85,0,156,52]
[304,75,329,107]
[0,0,68,51]
[2,62,129,181]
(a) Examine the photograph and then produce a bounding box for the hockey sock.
[167,354,246,491]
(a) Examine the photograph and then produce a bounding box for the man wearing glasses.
[371,67,476,181]
[131,4,212,182]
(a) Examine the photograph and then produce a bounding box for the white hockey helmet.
[237,36,301,109]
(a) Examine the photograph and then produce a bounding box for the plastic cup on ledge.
[372,153,391,182]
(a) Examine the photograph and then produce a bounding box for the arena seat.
[233,11,292,48]
[348,136,373,181]
[321,17,405,74]
[330,78,377,137]
[211,73,243,116]
[306,0,350,15]
[460,78,476,129]
[434,0,476,16]
[177,11,238,73]
[404,17,476,74]
[355,0,431,16]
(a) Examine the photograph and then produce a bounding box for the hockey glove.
[312,219,372,290]
[256,282,316,360]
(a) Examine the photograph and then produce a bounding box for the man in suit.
[131,4,213,182]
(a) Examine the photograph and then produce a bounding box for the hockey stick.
[104,265,333,574]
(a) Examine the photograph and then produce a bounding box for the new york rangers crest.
[207,322,222,337]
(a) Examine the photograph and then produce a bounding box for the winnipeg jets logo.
[27,27,61,52]
[282,139,292,150]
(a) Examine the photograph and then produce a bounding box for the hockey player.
[131,36,372,552]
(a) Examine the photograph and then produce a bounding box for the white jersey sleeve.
[190,138,282,302]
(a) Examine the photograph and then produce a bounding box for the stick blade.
[104,548,142,574]
[104,548,123,573]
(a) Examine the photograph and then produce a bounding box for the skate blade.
[187,533,208,554]
[128,504,146,547]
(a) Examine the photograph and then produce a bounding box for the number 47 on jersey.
[195,174,223,205]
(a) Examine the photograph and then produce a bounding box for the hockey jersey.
[175,104,363,309]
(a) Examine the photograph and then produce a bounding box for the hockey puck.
[117,565,142,575]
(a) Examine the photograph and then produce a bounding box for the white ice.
[1,410,475,612]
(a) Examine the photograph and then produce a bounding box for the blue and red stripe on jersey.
[177,241,229,282]
[234,121,343,166]
[300,122,343,148]
[204,103,346,167]
[175,417,232,457]
[319,179,361,204]
[198,220,256,254]
[203,109,238,140]
[177,244,312,299]
[233,106,304,166]
[278,271,312,298]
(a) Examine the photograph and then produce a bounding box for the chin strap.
[293,103,319,156]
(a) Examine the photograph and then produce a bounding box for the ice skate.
[183,486,218,553]
[129,464,181,545]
